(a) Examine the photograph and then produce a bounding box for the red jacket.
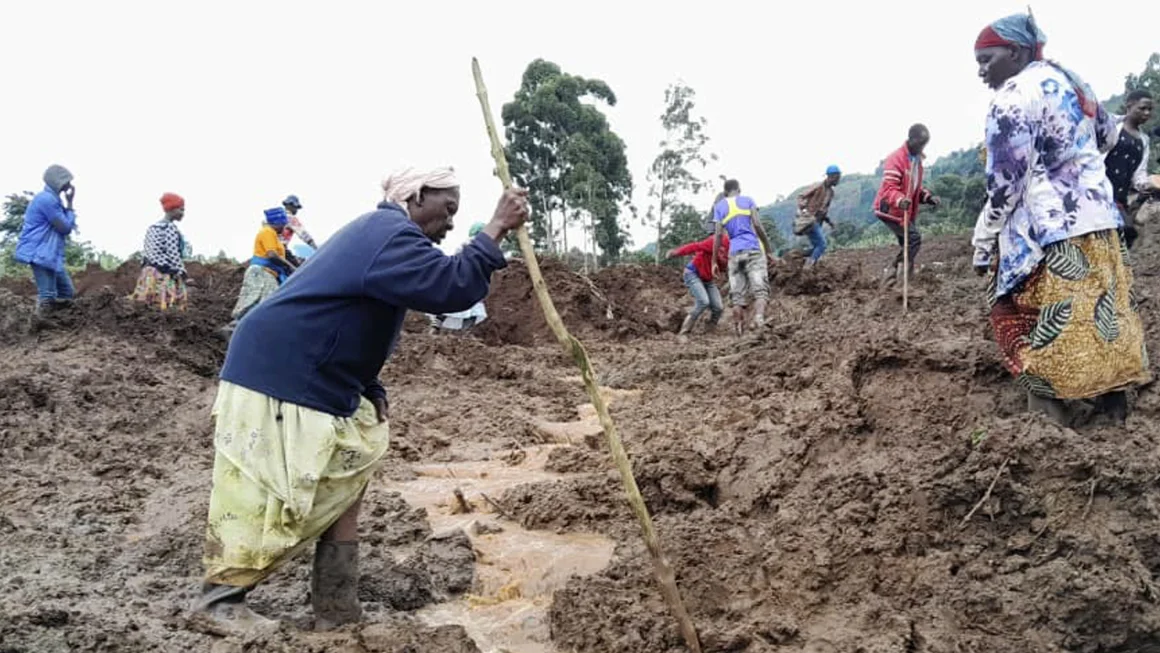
[873,143,933,226]
[672,234,729,282]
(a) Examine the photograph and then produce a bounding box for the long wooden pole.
[902,211,910,313]
[472,58,702,653]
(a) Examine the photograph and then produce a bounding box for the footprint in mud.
[388,382,635,653]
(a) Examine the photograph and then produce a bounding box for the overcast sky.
[1,1,1155,259]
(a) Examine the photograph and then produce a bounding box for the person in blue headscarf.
[794,165,842,266]
[227,207,298,329]
[973,12,1150,424]
[427,222,490,334]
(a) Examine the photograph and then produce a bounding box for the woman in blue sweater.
[190,166,528,634]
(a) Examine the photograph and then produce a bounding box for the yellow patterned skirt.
[128,266,188,311]
[202,381,390,587]
[989,229,1151,400]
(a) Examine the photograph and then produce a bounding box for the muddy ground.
[3,234,1160,652]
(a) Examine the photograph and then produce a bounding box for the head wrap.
[381,166,460,214]
[264,207,289,226]
[468,222,486,237]
[975,13,1099,118]
[825,165,841,176]
[43,164,73,194]
[160,192,184,212]
[975,13,1046,60]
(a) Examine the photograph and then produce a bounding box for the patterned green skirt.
[989,229,1151,400]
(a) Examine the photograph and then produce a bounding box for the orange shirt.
[253,225,286,277]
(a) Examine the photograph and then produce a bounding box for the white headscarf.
[381,166,460,214]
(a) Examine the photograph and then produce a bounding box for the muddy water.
[391,385,638,653]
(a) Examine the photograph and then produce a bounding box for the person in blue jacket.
[15,165,78,315]
[190,166,529,635]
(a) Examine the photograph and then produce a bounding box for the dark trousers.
[878,217,921,270]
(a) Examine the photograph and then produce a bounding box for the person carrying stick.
[873,124,941,287]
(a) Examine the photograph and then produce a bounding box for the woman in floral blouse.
[971,12,1151,424]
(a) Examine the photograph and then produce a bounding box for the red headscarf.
[160,192,185,212]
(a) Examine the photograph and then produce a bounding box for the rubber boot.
[1094,391,1129,424]
[188,583,276,637]
[705,312,721,333]
[312,541,362,631]
[881,262,899,288]
[1027,393,1071,426]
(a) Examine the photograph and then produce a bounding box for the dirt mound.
[5,234,1160,652]
[472,258,687,346]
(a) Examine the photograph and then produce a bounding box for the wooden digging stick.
[472,57,702,653]
[902,209,910,313]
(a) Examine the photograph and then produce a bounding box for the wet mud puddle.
[389,383,639,653]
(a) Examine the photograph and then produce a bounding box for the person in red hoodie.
[873,124,941,285]
[666,230,730,337]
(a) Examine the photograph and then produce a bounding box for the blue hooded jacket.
[15,167,77,271]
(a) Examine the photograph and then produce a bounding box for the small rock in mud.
[359,556,436,611]
[544,446,607,474]
[406,530,476,596]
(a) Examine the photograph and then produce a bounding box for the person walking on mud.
[873,125,941,286]
[15,164,78,320]
[972,12,1151,424]
[666,228,729,338]
[794,165,841,267]
[190,166,529,635]
[711,179,775,334]
[129,193,190,311]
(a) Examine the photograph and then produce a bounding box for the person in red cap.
[130,192,189,311]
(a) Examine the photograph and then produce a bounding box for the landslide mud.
[3,237,1160,652]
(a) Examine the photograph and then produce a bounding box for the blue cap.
[264,207,289,226]
[283,194,302,209]
[826,165,841,176]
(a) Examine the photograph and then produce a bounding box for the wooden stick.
[959,457,1010,528]
[472,57,702,653]
[902,211,910,313]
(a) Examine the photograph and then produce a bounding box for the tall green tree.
[502,59,631,258]
[646,82,715,263]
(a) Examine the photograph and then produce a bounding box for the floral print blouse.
[972,61,1121,299]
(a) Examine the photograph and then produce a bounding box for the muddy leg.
[1027,393,1072,426]
[313,495,364,631]
[731,306,746,336]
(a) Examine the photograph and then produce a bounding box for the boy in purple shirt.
[711,179,775,334]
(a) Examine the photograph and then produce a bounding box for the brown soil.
[4,236,1160,652]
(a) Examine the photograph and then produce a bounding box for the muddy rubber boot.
[312,540,362,631]
[881,263,899,288]
[188,583,276,637]
[1095,391,1129,424]
[1027,393,1071,426]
